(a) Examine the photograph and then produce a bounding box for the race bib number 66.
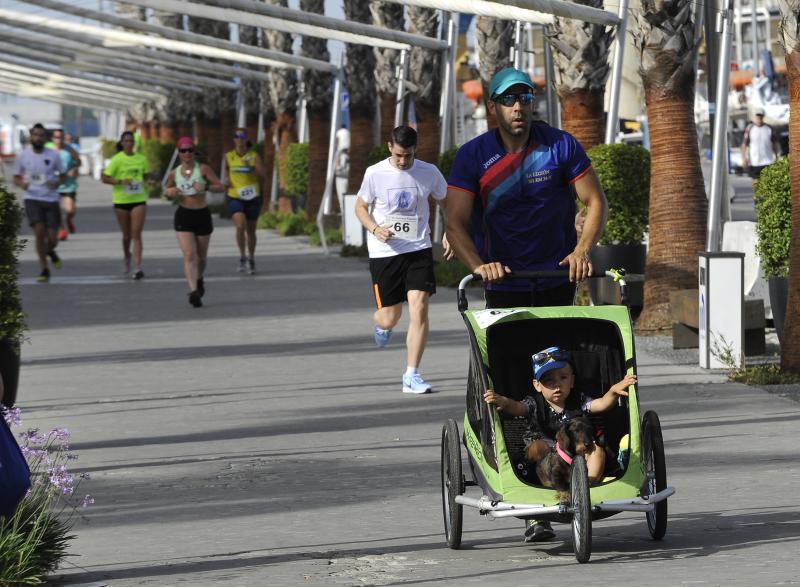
[384,214,418,241]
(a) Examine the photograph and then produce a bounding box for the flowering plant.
[1,407,93,585]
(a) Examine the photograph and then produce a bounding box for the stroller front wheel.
[441,419,464,549]
[571,454,592,563]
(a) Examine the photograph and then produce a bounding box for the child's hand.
[483,389,509,411]
[610,374,637,397]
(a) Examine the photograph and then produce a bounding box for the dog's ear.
[555,424,571,451]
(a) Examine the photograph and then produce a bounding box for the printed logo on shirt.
[483,154,501,169]
[527,169,552,184]
[389,187,418,212]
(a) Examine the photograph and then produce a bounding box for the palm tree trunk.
[559,90,604,150]
[780,45,800,370]
[475,17,514,130]
[159,123,175,144]
[372,1,404,141]
[638,95,707,331]
[408,6,441,165]
[262,120,277,213]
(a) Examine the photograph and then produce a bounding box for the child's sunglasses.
[532,349,570,365]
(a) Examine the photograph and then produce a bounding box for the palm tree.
[300,0,332,220]
[777,0,800,371]
[371,2,404,141]
[344,0,377,194]
[475,17,514,128]
[264,0,299,213]
[549,0,613,149]
[632,0,707,331]
[407,6,441,165]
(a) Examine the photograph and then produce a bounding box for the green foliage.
[285,143,310,199]
[146,182,162,201]
[143,139,176,178]
[0,182,26,345]
[753,157,791,278]
[264,209,316,237]
[366,144,390,167]
[257,210,282,230]
[586,143,650,244]
[437,146,459,180]
[729,363,800,385]
[207,202,231,219]
[434,257,474,288]
[100,139,118,160]
[340,244,369,258]
[309,228,343,247]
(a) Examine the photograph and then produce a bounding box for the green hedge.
[366,144,390,167]
[586,143,650,245]
[0,182,25,345]
[437,146,459,180]
[285,143,310,199]
[143,139,176,178]
[101,139,118,160]
[754,156,791,278]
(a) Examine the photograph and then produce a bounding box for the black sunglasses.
[233,133,247,139]
[179,148,194,154]
[532,349,570,365]
[493,92,534,107]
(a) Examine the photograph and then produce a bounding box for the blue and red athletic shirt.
[447,122,592,291]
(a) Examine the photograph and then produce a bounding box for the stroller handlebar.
[457,270,634,312]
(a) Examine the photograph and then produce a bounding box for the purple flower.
[1,406,22,427]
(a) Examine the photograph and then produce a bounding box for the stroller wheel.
[571,454,592,563]
[642,410,668,539]
[441,419,464,549]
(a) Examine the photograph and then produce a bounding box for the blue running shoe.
[402,373,432,394]
[374,326,392,348]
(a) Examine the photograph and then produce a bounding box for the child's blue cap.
[532,346,571,380]
[489,67,535,99]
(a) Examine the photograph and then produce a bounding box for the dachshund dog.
[529,416,596,502]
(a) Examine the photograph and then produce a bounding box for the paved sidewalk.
[11,177,800,586]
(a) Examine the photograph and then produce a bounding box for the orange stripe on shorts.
[373,283,383,309]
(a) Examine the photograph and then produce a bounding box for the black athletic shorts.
[369,248,435,309]
[174,205,214,236]
[24,199,61,229]
[114,201,146,212]
[59,191,77,200]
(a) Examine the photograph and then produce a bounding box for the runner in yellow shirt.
[101,131,150,279]
[222,128,266,275]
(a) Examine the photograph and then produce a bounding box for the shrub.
[100,139,118,160]
[437,146,459,180]
[285,143,310,199]
[276,209,316,237]
[257,210,282,230]
[143,139,176,178]
[1,408,93,585]
[434,258,473,288]
[340,244,369,258]
[0,182,25,346]
[366,144,390,167]
[753,156,790,278]
[586,143,650,244]
[309,228,343,247]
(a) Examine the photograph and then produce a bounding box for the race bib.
[125,180,143,194]
[236,184,258,200]
[384,214,419,241]
[178,180,197,196]
[29,173,46,186]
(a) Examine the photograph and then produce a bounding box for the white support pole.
[707,0,734,252]
[438,12,455,155]
[604,0,629,144]
[297,80,308,144]
[395,48,409,128]
[513,21,525,69]
[269,125,279,212]
[751,0,759,75]
[543,26,559,128]
[317,56,344,255]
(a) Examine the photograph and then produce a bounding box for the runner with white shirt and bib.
[13,123,67,283]
[355,126,448,395]
[102,130,150,280]
[222,128,265,275]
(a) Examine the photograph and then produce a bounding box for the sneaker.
[188,290,203,308]
[58,228,68,241]
[402,373,432,394]
[524,520,555,543]
[196,277,205,298]
[237,257,247,273]
[67,218,76,233]
[133,270,145,280]
[48,251,62,269]
[36,268,50,283]
[374,326,392,348]
[247,258,255,275]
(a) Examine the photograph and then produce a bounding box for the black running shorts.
[369,248,436,309]
[174,206,214,236]
[24,199,61,229]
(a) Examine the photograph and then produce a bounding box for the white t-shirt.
[744,123,776,167]
[13,146,64,202]
[357,158,447,258]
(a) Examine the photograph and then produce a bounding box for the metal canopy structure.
[0,25,274,84]
[120,0,445,51]
[17,0,336,72]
